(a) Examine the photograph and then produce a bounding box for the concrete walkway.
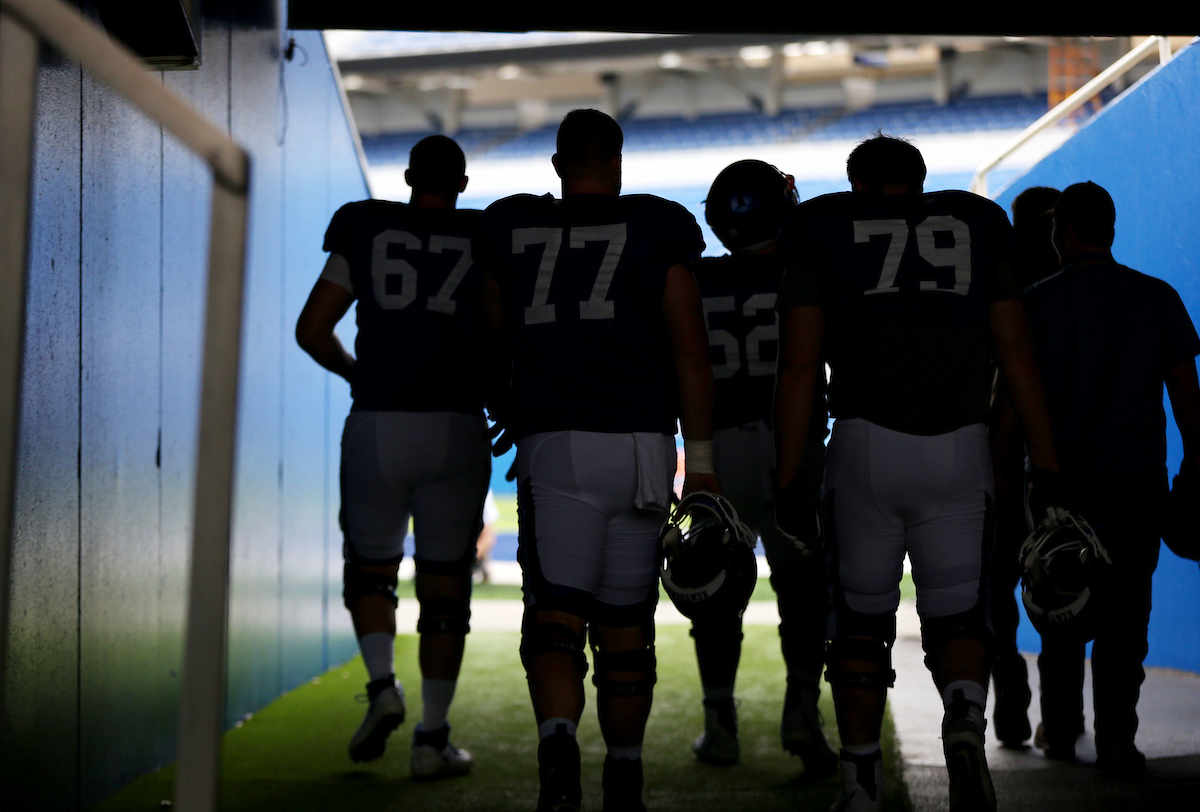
[891,600,1200,811]
[399,560,1200,810]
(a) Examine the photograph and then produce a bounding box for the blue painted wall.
[1,3,364,808]
[995,42,1200,674]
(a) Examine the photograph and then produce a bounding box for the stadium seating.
[361,94,1049,165]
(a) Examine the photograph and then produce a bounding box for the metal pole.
[0,8,39,729]
[969,35,1166,197]
[0,0,246,192]
[0,3,251,810]
[173,171,250,812]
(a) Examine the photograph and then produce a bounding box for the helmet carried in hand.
[660,492,757,622]
[1019,511,1112,642]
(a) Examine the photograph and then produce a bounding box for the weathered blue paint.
[996,41,1200,674]
[1,5,366,808]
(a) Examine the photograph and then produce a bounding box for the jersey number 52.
[703,293,777,379]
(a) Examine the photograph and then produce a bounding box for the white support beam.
[970,35,1169,197]
[0,0,246,193]
[173,178,249,812]
[0,3,251,811]
[0,7,38,731]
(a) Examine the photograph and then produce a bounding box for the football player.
[1017,182,1200,776]
[295,135,487,778]
[988,185,1061,749]
[474,109,718,812]
[773,135,1063,812]
[686,160,836,778]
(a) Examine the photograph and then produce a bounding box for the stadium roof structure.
[288,3,1196,36]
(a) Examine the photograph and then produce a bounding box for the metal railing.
[0,1,249,811]
[970,36,1176,198]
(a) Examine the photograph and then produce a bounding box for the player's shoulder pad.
[621,193,697,220]
[925,189,1009,219]
[483,192,555,215]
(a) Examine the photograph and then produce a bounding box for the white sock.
[607,744,642,761]
[942,679,987,731]
[421,678,457,730]
[539,718,577,739]
[358,632,395,683]
[839,744,883,801]
[842,742,881,757]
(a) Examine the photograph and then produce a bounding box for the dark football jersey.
[322,199,485,414]
[475,193,705,439]
[694,252,827,438]
[775,190,1022,435]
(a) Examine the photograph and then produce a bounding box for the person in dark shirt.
[773,135,1063,812]
[475,109,717,812]
[296,135,486,778]
[1019,181,1200,777]
[685,160,836,779]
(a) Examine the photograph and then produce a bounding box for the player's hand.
[681,472,721,498]
[486,399,514,456]
[1025,466,1076,528]
[1163,468,1200,561]
[774,474,822,556]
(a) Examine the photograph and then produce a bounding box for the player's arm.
[480,268,515,450]
[295,254,355,382]
[773,305,824,493]
[988,298,1058,473]
[662,263,720,496]
[989,375,1026,521]
[1165,357,1200,474]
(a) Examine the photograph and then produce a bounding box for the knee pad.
[825,637,896,690]
[593,593,657,629]
[414,563,473,635]
[920,607,994,663]
[590,623,657,698]
[520,620,589,682]
[590,643,657,698]
[414,551,475,579]
[342,564,399,610]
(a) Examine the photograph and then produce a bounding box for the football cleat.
[943,717,996,812]
[348,677,406,763]
[781,683,838,778]
[537,728,582,812]
[602,756,647,812]
[410,722,473,779]
[692,697,740,766]
[831,749,883,812]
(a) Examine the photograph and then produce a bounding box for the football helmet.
[660,492,757,622]
[1019,511,1112,641]
[1162,470,1199,561]
[705,160,798,253]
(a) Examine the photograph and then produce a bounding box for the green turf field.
[89,624,912,812]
